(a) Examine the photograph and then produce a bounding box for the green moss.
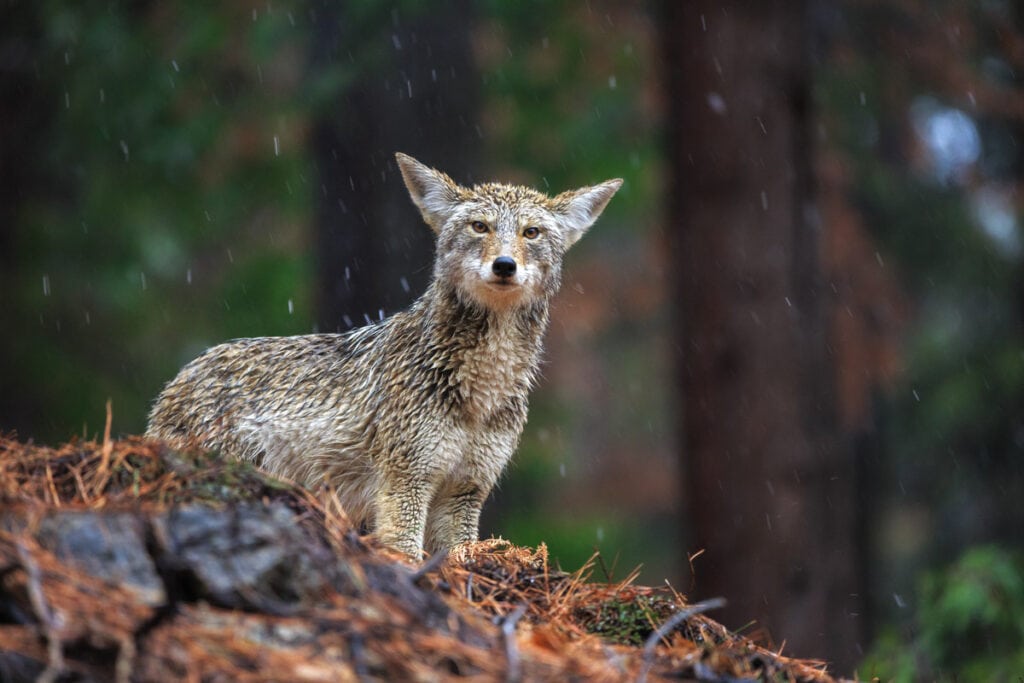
[575,593,675,647]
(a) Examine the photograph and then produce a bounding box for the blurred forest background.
[2,0,1023,678]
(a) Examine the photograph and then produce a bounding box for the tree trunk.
[310,1,480,331]
[662,1,863,672]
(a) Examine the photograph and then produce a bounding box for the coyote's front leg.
[373,477,436,558]
[424,482,490,554]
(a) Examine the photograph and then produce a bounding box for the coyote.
[147,153,621,556]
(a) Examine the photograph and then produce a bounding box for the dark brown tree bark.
[662,1,863,672]
[0,4,54,437]
[310,1,480,331]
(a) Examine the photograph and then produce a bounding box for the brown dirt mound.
[0,433,843,682]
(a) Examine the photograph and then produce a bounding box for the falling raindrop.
[707,92,727,115]
[171,59,180,72]
[596,527,605,542]
[186,268,192,285]
[42,275,51,296]
[273,135,280,156]
[140,272,147,290]
[608,75,617,89]
[400,276,410,293]
[287,298,294,314]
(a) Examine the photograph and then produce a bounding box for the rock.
[34,512,165,606]
[150,503,344,611]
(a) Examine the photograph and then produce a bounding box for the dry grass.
[0,432,843,682]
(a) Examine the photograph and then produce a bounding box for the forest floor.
[0,431,846,682]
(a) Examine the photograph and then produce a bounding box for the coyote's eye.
[523,226,541,239]
[470,221,489,234]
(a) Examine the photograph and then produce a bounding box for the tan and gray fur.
[146,153,621,557]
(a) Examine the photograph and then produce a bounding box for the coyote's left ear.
[396,152,462,233]
[553,179,623,247]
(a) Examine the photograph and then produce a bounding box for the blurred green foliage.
[476,0,658,220]
[817,0,1024,641]
[862,545,1024,681]
[4,2,313,438]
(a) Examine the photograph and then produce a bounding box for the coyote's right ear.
[396,153,462,233]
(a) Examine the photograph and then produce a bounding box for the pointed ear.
[553,178,623,247]
[395,153,462,232]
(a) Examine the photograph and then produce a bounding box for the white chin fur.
[461,274,532,309]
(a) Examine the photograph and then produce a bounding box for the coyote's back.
[147,153,621,556]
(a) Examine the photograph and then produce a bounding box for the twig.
[637,597,727,683]
[687,548,705,593]
[115,635,135,683]
[501,603,528,683]
[594,549,613,581]
[44,465,61,508]
[350,632,369,678]
[70,461,91,505]
[410,547,449,583]
[101,400,113,468]
[16,541,65,683]
[95,400,114,494]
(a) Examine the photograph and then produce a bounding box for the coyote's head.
[396,153,622,311]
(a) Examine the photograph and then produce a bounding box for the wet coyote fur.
[147,153,622,556]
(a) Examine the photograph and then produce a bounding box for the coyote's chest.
[455,325,531,422]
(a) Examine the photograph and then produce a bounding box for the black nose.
[492,256,517,278]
